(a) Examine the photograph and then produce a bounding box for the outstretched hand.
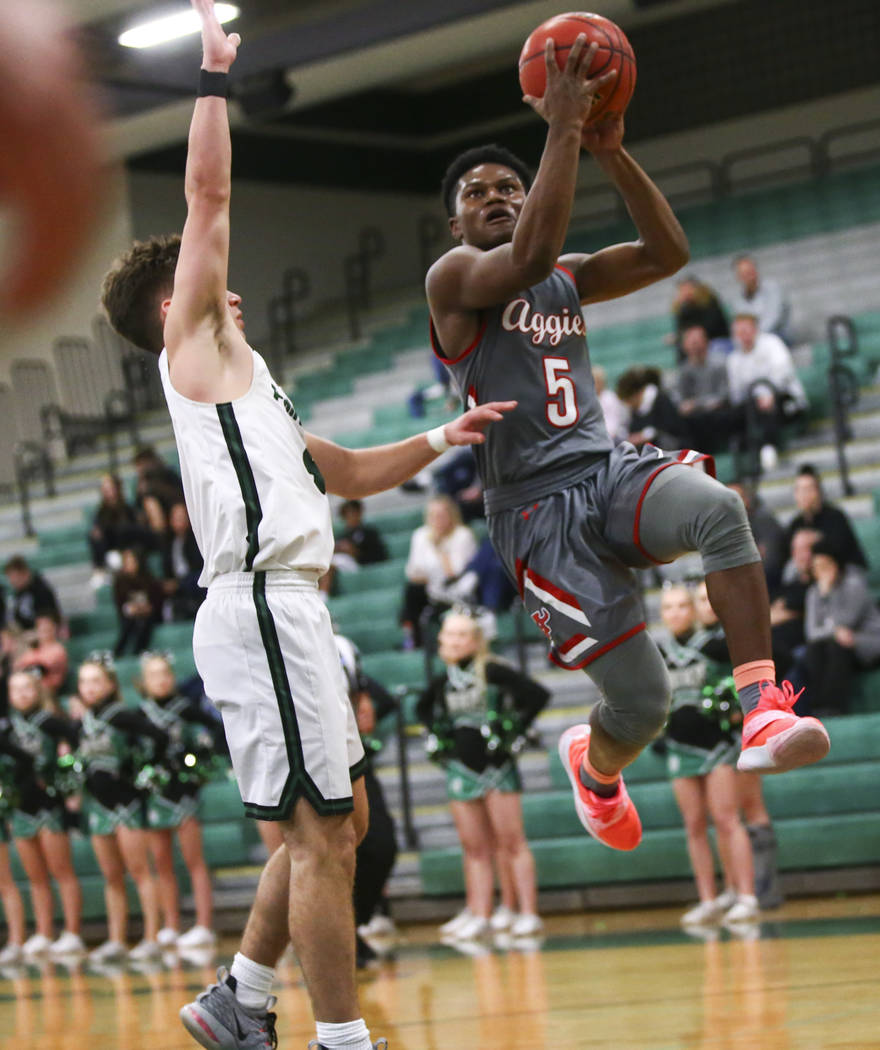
[443,400,517,447]
[191,0,241,71]
[523,35,618,130]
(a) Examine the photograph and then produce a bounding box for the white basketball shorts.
[193,569,365,820]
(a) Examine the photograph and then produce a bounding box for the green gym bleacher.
[7,157,880,924]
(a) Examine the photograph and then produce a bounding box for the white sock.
[314,1018,372,1050]
[230,952,275,1013]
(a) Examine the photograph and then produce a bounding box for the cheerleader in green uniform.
[0,727,28,965]
[417,609,550,940]
[7,670,83,957]
[73,654,168,962]
[137,652,218,951]
[656,585,757,927]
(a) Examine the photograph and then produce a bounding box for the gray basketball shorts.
[488,443,715,671]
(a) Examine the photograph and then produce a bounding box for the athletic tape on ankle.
[582,753,620,785]
[733,660,776,691]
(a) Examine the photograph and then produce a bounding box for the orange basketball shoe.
[737,680,830,774]
[558,724,642,850]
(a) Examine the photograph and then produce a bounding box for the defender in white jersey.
[100,6,513,1049]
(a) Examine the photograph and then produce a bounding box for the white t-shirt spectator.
[405,523,478,603]
[727,332,808,411]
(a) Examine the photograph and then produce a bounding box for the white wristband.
[426,425,450,454]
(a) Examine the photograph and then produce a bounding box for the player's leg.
[484,789,540,931]
[13,834,55,945]
[177,816,215,941]
[148,827,181,940]
[672,776,720,922]
[39,827,83,950]
[559,629,669,850]
[449,798,495,934]
[638,465,829,772]
[704,765,757,922]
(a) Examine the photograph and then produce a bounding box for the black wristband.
[198,69,229,98]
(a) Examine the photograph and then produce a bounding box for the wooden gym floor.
[1,894,878,1050]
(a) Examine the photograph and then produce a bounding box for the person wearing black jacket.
[334,633,399,968]
[7,669,83,957]
[784,465,868,571]
[161,502,206,620]
[417,609,550,940]
[73,654,169,963]
[616,366,687,451]
[3,556,61,632]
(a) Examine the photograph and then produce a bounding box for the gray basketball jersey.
[432,265,612,511]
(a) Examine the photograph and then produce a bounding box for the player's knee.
[698,485,759,573]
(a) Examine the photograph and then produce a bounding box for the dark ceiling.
[82,0,880,194]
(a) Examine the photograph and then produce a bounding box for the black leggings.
[353,767,397,927]
[804,638,854,715]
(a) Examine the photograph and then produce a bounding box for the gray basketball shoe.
[180,967,278,1049]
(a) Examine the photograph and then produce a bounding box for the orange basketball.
[518,12,636,126]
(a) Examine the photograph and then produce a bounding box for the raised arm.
[558,117,690,306]
[427,36,616,316]
[305,400,516,499]
[163,0,250,399]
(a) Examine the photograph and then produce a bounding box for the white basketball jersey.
[158,348,333,587]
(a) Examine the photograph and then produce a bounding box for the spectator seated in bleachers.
[335,499,389,568]
[433,447,484,523]
[728,479,788,592]
[730,254,792,346]
[401,496,477,648]
[669,274,731,359]
[112,549,164,658]
[455,537,518,615]
[132,445,184,540]
[88,473,151,590]
[13,615,69,699]
[592,365,628,444]
[161,501,205,622]
[674,325,739,454]
[784,464,868,572]
[3,556,62,636]
[805,539,880,717]
[727,314,809,472]
[770,527,819,692]
[616,366,687,450]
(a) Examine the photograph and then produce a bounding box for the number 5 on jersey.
[544,356,578,428]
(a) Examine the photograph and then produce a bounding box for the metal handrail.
[418,214,445,277]
[13,441,55,538]
[827,314,861,498]
[344,226,386,341]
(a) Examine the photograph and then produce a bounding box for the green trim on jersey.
[248,570,355,820]
[216,402,262,571]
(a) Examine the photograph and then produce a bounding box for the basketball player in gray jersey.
[99,5,514,1049]
[427,35,829,855]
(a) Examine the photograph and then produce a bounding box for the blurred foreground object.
[0,1,108,317]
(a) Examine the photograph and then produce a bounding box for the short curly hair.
[440,144,533,217]
[100,234,181,355]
